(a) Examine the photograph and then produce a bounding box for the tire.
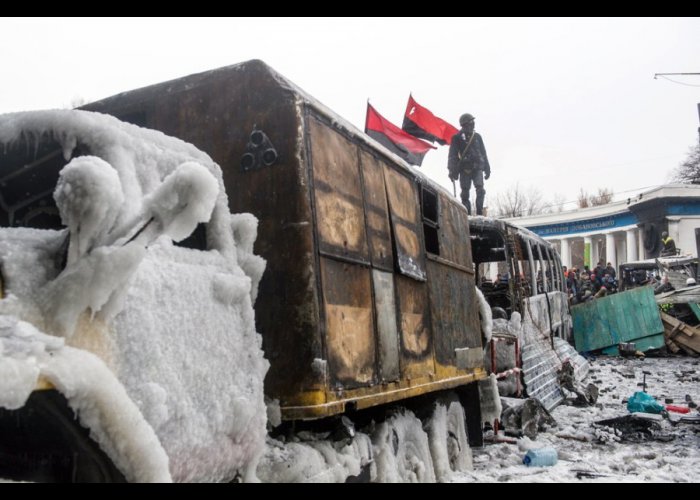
[371,409,435,483]
[425,393,472,482]
[0,390,126,482]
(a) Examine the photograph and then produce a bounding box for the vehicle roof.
[620,255,698,269]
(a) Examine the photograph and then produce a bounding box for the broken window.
[420,185,439,256]
[0,137,84,230]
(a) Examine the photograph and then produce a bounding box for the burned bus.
[0,60,489,481]
[469,217,587,411]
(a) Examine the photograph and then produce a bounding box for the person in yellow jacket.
[660,231,677,257]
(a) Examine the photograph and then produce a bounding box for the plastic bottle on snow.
[523,447,558,467]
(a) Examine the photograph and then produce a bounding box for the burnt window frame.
[420,184,440,256]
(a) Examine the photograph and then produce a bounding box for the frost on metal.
[0,110,269,482]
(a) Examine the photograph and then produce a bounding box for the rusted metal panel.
[383,166,426,281]
[320,257,376,388]
[359,150,393,271]
[395,274,434,379]
[427,260,482,369]
[437,192,472,268]
[372,269,400,382]
[309,117,369,264]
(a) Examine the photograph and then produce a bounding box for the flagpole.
[364,98,370,133]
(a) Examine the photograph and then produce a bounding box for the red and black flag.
[402,94,459,145]
[365,103,435,166]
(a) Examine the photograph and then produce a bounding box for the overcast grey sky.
[1,17,698,212]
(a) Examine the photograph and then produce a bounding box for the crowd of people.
[480,257,696,306]
[563,260,618,304]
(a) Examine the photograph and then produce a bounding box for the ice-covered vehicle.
[0,110,268,482]
[1,60,493,483]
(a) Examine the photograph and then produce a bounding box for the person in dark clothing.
[447,113,491,215]
[660,231,677,257]
[605,262,616,279]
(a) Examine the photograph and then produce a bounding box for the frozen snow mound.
[0,110,269,482]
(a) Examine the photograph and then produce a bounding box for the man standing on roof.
[448,113,491,215]
[660,231,677,257]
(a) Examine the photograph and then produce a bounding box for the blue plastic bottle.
[523,447,558,467]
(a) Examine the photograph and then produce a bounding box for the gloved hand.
[449,172,458,181]
[484,171,491,180]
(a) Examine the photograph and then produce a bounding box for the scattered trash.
[523,447,558,467]
[593,414,674,443]
[619,342,637,356]
[665,405,690,414]
[573,470,609,479]
[627,391,664,414]
[636,371,652,393]
[555,431,593,442]
[630,412,664,421]
[500,398,557,440]
[558,360,599,406]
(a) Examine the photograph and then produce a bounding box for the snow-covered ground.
[455,355,700,483]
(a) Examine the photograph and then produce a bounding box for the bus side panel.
[438,192,472,269]
[320,257,376,388]
[383,167,427,282]
[358,150,394,272]
[308,117,370,264]
[427,261,482,375]
[395,275,435,380]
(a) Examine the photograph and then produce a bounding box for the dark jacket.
[660,236,677,256]
[448,131,491,178]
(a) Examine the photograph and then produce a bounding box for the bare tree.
[490,183,550,217]
[590,187,613,205]
[577,187,613,207]
[577,188,590,208]
[671,144,700,184]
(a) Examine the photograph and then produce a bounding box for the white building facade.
[503,184,700,270]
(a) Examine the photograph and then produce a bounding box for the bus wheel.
[425,393,472,481]
[371,409,435,483]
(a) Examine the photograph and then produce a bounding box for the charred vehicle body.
[469,217,588,411]
[619,255,699,292]
[0,60,490,482]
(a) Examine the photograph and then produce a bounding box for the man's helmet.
[662,231,668,238]
[459,113,475,126]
